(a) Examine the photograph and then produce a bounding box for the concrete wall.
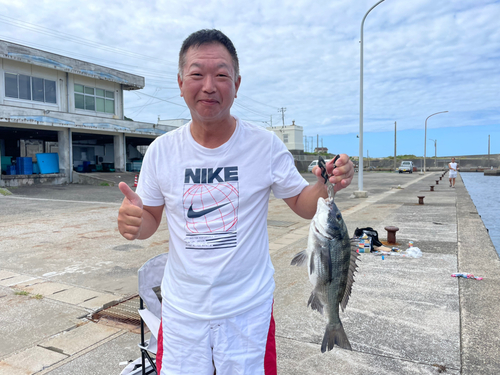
[0,173,66,187]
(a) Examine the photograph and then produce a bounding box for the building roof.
[0,40,145,90]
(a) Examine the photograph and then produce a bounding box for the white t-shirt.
[136,116,309,320]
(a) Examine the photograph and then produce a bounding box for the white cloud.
[1,0,499,156]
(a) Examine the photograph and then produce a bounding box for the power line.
[233,101,271,118]
[0,15,177,65]
[0,34,178,80]
[238,94,278,109]
[133,91,186,108]
[125,94,181,110]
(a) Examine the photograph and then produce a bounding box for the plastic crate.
[6,165,16,175]
[16,157,33,175]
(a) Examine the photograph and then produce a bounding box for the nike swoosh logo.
[187,203,230,219]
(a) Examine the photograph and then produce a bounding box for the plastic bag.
[406,247,422,258]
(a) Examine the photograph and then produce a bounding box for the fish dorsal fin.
[340,241,360,312]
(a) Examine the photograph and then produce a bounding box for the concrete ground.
[0,171,499,374]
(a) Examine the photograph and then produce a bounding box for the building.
[314,147,328,153]
[0,40,162,187]
[157,118,191,132]
[266,120,303,152]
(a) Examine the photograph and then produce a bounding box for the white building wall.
[68,74,122,119]
[1,58,64,112]
[266,124,304,151]
[1,57,122,119]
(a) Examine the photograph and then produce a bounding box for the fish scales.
[291,190,358,353]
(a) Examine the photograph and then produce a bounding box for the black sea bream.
[291,184,358,352]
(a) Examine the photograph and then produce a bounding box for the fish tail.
[321,322,352,352]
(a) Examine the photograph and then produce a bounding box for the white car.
[398,161,414,173]
[308,160,318,172]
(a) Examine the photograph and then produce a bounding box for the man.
[449,157,458,187]
[117,29,354,375]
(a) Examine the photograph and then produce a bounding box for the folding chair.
[120,253,168,375]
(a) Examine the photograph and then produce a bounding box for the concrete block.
[35,332,143,375]
[10,278,43,289]
[47,287,103,305]
[0,346,67,375]
[19,281,70,296]
[0,275,37,287]
[0,290,85,358]
[0,270,19,280]
[78,293,119,310]
[39,322,120,356]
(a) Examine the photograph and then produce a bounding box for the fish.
[291,178,358,353]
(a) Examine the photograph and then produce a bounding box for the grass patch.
[32,294,44,300]
[14,290,29,296]
[99,182,110,186]
[0,188,12,196]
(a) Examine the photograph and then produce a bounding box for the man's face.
[178,43,241,124]
[452,158,455,162]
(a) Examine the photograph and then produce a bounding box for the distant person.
[117,29,354,375]
[448,157,458,187]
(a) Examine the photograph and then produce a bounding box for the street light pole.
[357,0,385,197]
[424,111,448,173]
[394,121,397,172]
[429,138,437,168]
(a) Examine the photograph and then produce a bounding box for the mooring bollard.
[418,196,425,205]
[436,180,439,185]
[430,186,435,191]
[440,176,442,180]
[384,226,399,244]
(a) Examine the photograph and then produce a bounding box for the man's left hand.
[313,154,354,193]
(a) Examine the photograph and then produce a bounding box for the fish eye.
[336,213,342,221]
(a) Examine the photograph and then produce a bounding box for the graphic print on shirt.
[183,166,239,250]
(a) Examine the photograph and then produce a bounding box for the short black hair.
[178,29,239,79]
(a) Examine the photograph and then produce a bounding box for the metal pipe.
[358,0,385,194]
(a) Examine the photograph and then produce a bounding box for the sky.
[1,0,499,158]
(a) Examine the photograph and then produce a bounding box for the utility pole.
[317,134,319,154]
[278,108,286,127]
[394,121,397,172]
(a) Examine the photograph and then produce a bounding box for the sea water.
[461,172,500,257]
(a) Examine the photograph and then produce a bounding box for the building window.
[283,134,289,143]
[4,73,57,104]
[74,84,115,114]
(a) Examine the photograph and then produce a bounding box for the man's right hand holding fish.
[313,154,354,193]
[284,154,354,220]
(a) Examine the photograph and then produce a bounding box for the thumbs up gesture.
[118,182,144,240]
